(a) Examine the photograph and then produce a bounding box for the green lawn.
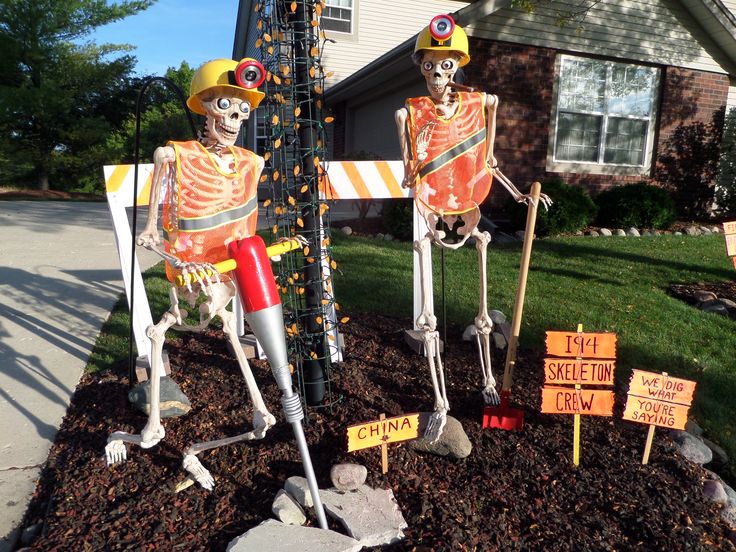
[89,231,736,479]
[331,232,736,477]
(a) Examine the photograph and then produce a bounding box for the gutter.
[233,0,253,59]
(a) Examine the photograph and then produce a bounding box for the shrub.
[594,182,676,229]
[381,198,413,240]
[716,107,736,216]
[506,177,597,236]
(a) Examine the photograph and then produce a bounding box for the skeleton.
[395,18,551,442]
[105,61,326,524]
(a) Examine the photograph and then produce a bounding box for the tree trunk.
[38,171,49,191]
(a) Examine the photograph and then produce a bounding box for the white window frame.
[546,54,661,177]
[321,0,355,35]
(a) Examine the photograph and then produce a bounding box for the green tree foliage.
[716,107,736,216]
[0,0,154,191]
[105,62,199,165]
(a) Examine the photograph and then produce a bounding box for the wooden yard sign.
[723,221,736,269]
[623,370,697,464]
[347,413,419,473]
[542,325,616,466]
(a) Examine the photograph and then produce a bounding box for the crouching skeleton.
[395,16,551,442]
[105,58,327,525]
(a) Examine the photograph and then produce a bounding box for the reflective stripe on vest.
[177,195,258,232]
[418,127,486,179]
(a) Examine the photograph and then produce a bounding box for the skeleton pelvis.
[421,204,480,249]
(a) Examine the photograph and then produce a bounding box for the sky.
[88,0,241,77]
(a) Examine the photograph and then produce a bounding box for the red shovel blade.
[482,390,525,431]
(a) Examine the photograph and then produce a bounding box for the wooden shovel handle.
[501,181,542,391]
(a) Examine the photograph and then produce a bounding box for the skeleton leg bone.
[414,235,449,442]
[472,227,500,406]
[105,307,178,465]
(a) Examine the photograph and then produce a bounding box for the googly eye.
[217,98,231,109]
[240,102,251,113]
[441,60,454,71]
[422,61,434,72]
[429,14,455,41]
[235,59,266,89]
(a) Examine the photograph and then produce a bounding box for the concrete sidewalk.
[0,202,159,551]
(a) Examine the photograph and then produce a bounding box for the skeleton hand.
[270,235,309,262]
[137,228,161,249]
[183,454,215,491]
[179,262,221,295]
[518,192,553,211]
[402,161,421,189]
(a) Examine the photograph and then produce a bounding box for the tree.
[105,62,199,165]
[0,0,154,190]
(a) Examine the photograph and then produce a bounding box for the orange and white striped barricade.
[320,160,433,334]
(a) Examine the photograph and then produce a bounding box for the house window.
[553,55,659,168]
[321,0,353,34]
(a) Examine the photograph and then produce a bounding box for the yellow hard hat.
[187,58,266,115]
[414,15,470,67]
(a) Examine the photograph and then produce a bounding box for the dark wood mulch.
[19,312,736,551]
[669,281,736,306]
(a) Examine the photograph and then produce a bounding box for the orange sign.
[544,358,615,385]
[627,370,696,405]
[347,413,419,452]
[545,331,616,359]
[540,386,615,416]
[723,221,736,235]
[623,396,690,430]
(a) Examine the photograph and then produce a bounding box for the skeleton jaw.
[207,117,241,147]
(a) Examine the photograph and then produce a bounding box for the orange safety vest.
[162,140,260,283]
[406,92,493,215]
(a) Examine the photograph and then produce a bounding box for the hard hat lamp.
[235,59,266,89]
[429,14,455,42]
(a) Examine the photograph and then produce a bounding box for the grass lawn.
[89,231,736,480]
[331,231,736,478]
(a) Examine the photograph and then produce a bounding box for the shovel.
[483,181,542,431]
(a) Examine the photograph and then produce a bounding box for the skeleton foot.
[105,439,128,465]
[424,411,447,443]
[482,385,501,406]
[183,454,215,491]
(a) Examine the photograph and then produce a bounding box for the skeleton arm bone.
[494,168,553,210]
[485,93,498,169]
[137,145,175,249]
[395,107,417,189]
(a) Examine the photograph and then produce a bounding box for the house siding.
[466,0,733,75]
[322,0,469,87]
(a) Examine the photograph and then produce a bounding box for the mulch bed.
[669,281,736,307]
[20,312,736,551]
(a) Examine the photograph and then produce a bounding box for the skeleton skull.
[420,50,460,101]
[200,86,252,147]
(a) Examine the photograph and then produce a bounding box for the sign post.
[622,369,697,464]
[723,221,736,269]
[542,325,616,465]
[346,413,420,473]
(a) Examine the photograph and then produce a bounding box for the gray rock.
[693,290,718,303]
[702,437,729,465]
[599,228,612,236]
[685,226,701,236]
[720,298,736,310]
[226,519,362,552]
[700,226,713,235]
[383,233,394,241]
[685,418,704,437]
[285,476,314,508]
[375,233,384,240]
[653,230,662,235]
[587,230,600,237]
[330,464,368,492]
[20,523,42,546]
[340,226,353,236]
[272,489,306,525]
[490,309,507,324]
[409,414,472,459]
[627,227,641,237]
[642,230,653,236]
[670,430,713,464]
[574,230,584,236]
[128,376,191,418]
[722,505,736,531]
[700,299,730,316]
[615,229,627,236]
[515,230,526,240]
[674,231,683,236]
[319,485,407,547]
[461,324,477,341]
[703,480,729,505]
[711,226,721,233]
[492,332,507,350]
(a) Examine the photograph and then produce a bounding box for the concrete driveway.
[0,201,159,550]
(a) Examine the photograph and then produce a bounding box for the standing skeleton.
[105,59,326,525]
[395,16,550,442]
